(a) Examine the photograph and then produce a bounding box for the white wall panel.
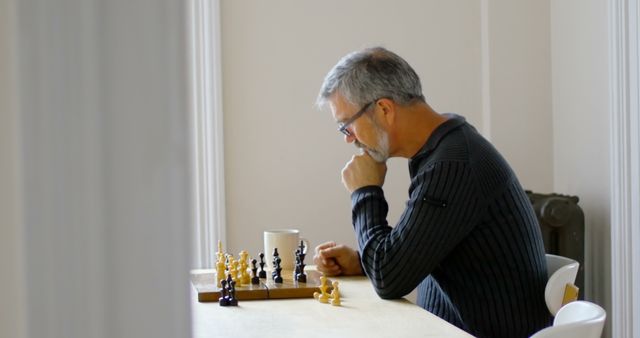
[551,1,611,336]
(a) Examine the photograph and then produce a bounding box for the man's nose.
[344,133,356,144]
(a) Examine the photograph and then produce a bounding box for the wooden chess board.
[191,269,332,302]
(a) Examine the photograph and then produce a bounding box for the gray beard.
[355,129,389,163]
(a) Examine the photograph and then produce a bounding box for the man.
[313,47,550,338]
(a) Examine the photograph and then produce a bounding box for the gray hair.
[316,47,425,109]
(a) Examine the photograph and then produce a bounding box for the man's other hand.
[313,241,363,276]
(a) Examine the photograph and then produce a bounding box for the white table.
[191,273,473,338]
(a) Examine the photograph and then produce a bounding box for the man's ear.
[376,98,396,126]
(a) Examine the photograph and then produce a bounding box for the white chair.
[530,300,606,338]
[545,254,579,315]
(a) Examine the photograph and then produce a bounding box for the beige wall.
[221,0,554,261]
[488,0,553,193]
[550,1,611,336]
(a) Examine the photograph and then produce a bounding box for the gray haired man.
[313,47,551,338]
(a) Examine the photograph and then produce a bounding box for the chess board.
[191,269,333,302]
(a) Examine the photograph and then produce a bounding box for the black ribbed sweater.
[351,114,551,338]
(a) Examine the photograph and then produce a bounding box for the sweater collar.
[409,113,466,166]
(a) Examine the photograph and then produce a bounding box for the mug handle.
[300,238,310,254]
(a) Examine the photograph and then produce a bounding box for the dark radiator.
[526,191,585,298]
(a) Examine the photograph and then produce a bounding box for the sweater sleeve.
[351,160,483,299]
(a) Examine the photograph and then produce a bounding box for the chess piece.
[295,242,307,283]
[226,255,235,278]
[229,259,241,287]
[215,245,227,287]
[258,253,267,278]
[273,257,283,283]
[226,273,233,288]
[313,275,330,303]
[329,281,341,306]
[294,250,301,280]
[218,279,230,306]
[227,280,238,306]
[239,250,251,285]
[217,240,224,261]
[216,255,226,288]
[271,248,280,280]
[250,258,260,285]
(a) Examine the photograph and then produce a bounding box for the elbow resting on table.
[370,281,411,300]
[362,264,414,299]
[377,290,402,300]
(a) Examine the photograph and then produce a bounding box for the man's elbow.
[364,269,413,299]
[372,284,408,300]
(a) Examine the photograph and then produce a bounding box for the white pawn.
[232,260,242,287]
[313,275,330,303]
[329,281,341,306]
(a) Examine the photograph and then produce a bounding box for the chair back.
[546,254,577,278]
[545,254,579,315]
[530,301,606,338]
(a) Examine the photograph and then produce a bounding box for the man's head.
[316,47,425,109]
[317,47,426,162]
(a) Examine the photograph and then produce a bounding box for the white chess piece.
[329,281,341,306]
[314,275,330,303]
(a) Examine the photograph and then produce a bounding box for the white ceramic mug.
[263,229,309,271]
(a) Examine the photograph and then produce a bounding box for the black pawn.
[274,256,283,283]
[251,258,260,285]
[258,253,267,278]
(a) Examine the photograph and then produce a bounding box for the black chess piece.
[293,249,301,280]
[218,279,230,306]
[251,258,260,285]
[272,248,280,280]
[296,246,307,283]
[228,280,238,306]
[274,256,283,283]
[272,248,280,266]
[258,253,267,278]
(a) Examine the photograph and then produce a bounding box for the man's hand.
[341,152,387,193]
[313,241,363,276]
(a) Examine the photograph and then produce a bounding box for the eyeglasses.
[337,100,377,137]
